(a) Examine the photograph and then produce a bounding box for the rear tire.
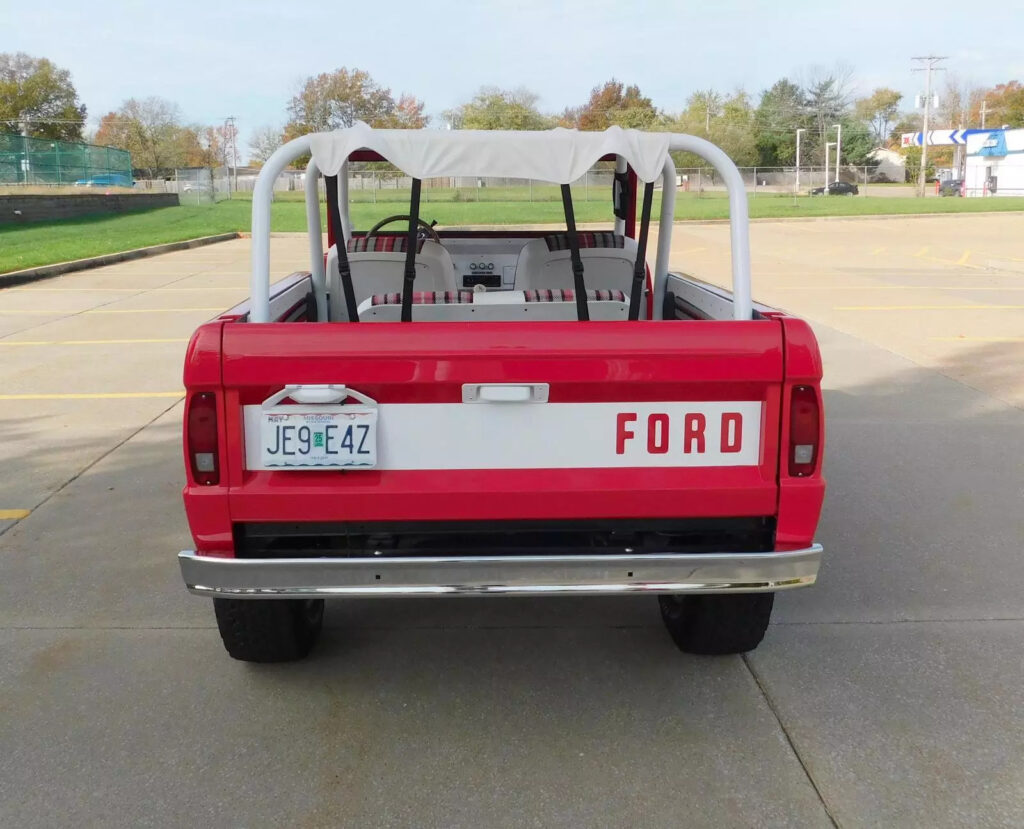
[658,593,774,655]
[213,598,324,663]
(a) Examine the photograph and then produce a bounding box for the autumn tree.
[568,80,659,130]
[0,52,86,140]
[854,88,902,142]
[981,81,1024,128]
[446,87,553,131]
[94,97,185,177]
[284,67,427,140]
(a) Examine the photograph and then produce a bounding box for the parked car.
[73,174,135,188]
[939,179,963,197]
[810,181,859,196]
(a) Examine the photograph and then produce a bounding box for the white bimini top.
[309,122,672,184]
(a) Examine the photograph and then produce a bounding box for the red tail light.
[788,385,820,477]
[187,392,219,485]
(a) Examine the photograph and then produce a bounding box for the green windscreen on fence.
[0,134,133,186]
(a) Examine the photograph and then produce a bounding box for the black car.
[939,179,963,197]
[809,181,859,196]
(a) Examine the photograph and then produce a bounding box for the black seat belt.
[400,178,422,323]
[560,183,589,322]
[324,174,358,322]
[628,181,655,321]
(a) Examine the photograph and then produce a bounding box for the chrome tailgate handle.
[462,383,549,403]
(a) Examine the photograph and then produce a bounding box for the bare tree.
[249,125,283,165]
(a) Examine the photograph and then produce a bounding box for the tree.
[284,67,427,138]
[0,52,86,140]
[754,79,810,166]
[981,81,1024,128]
[249,125,283,165]
[854,88,902,143]
[568,80,659,130]
[94,97,185,177]
[447,87,554,131]
[803,66,855,164]
[687,89,723,135]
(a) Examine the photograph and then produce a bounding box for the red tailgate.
[215,320,784,527]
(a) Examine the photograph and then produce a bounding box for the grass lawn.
[3,194,1024,274]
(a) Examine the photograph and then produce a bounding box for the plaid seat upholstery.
[347,235,426,254]
[522,289,626,303]
[543,232,625,252]
[370,290,474,306]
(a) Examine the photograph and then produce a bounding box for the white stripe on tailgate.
[243,401,762,471]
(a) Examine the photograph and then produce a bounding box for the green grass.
[3,194,1024,274]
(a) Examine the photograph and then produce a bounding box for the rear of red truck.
[177,127,825,662]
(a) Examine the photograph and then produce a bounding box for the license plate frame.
[258,406,378,469]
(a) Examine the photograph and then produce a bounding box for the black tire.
[213,598,324,663]
[658,593,774,655]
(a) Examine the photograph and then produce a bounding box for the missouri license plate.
[259,407,377,469]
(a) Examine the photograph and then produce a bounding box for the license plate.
[259,407,377,469]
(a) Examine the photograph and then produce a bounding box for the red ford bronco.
[178,124,825,662]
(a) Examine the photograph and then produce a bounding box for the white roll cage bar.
[250,133,752,323]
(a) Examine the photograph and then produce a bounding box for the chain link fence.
[0,133,133,187]
[170,167,231,204]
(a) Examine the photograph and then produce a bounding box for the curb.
[0,232,241,288]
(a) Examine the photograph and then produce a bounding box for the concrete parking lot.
[1,215,1022,827]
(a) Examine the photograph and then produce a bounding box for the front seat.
[326,236,457,321]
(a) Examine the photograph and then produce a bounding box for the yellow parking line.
[776,286,1024,291]
[0,338,189,346]
[9,287,242,292]
[0,308,221,315]
[0,392,183,400]
[835,305,1024,311]
[0,509,31,520]
[929,337,1024,342]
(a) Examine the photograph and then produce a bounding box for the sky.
[4,0,1024,160]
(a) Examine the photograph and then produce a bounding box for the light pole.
[795,128,806,193]
[832,124,842,182]
[824,142,836,192]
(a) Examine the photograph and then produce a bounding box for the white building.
[965,128,1024,197]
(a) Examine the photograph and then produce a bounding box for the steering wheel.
[364,214,441,244]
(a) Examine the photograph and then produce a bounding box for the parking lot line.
[8,287,242,293]
[0,392,183,400]
[834,304,1024,311]
[0,308,223,315]
[0,509,31,520]
[929,337,1024,342]
[776,286,1024,291]
[0,338,189,347]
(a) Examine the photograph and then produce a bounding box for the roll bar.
[249,132,752,323]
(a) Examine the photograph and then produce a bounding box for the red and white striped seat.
[513,233,642,315]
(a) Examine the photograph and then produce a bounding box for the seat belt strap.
[560,183,589,322]
[400,179,422,323]
[324,175,358,322]
[628,181,655,320]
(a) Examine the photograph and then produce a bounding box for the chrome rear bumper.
[178,545,822,599]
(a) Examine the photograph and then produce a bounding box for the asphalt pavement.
[1,217,1022,828]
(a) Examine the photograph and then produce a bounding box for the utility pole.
[795,128,806,194]
[980,100,988,129]
[912,55,947,197]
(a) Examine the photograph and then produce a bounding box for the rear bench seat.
[513,232,642,298]
[357,289,628,321]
